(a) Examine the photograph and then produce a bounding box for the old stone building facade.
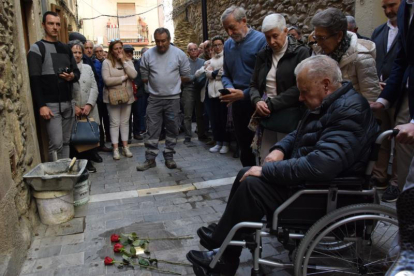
[0,0,77,274]
[172,0,356,51]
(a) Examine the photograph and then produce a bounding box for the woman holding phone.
[102,40,137,160]
[205,35,231,154]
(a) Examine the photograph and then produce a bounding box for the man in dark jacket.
[186,55,379,275]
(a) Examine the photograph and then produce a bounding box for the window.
[117,3,138,39]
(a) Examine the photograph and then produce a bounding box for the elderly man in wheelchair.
[187,55,400,276]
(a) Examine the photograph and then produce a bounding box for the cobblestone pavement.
[20,130,397,276]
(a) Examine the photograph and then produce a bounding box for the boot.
[385,187,414,275]
[136,159,156,171]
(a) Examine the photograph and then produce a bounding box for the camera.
[57,67,72,74]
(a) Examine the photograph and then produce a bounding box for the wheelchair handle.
[375,129,399,145]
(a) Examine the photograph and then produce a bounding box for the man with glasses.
[219,5,267,167]
[182,43,207,147]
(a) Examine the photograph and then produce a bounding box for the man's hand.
[256,101,270,117]
[75,106,82,117]
[370,102,385,112]
[379,82,386,91]
[240,166,263,182]
[82,104,92,116]
[220,88,244,106]
[264,149,284,164]
[59,72,75,82]
[394,123,414,144]
[40,106,54,120]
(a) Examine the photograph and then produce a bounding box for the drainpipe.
[201,0,208,41]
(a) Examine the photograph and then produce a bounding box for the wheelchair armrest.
[305,177,366,189]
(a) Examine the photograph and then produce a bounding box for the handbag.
[108,81,129,105]
[260,106,303,133]
[71,116,100,145]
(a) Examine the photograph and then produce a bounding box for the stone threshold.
[89,176,235,203]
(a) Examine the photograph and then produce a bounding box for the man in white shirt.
[371,0,414,200]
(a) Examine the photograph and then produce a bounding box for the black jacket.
[380,2,414,118]
[262,82,379,186]
[133,58,145,97]
[371,22,399,81]
[250,36,310,112]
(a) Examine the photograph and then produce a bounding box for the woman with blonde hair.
[102,40,137,160]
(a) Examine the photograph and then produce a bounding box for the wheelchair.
[208,130,400,276]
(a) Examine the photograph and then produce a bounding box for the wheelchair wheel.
[294,204,398,276]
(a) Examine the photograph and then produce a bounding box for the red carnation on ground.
[110,234,120,242]
[113,243,124,253]
[104,256,114,265]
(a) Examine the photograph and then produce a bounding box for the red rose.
[104,256,114,265]
[110,234,120,242]
[114,243,123,253]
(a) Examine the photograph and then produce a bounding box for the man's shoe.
[197,226,221,250]
[184,138,196,147]
[382,185,400,203]
[206,139,215,146]
[90,152,103,163]
[186,250,239,276]
[371,178,388,190]
[136,159,156,171]
[165,159,177,169]
[198,135,209,142]
[98,145,112,152]
[86,161,97,173]
[113,148,120,160]
[233,150,240,159]
[122,146,133,158]
[134,134,144,140]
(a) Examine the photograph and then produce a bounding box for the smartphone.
[219,89,231,95]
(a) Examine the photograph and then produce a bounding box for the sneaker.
[209,145,222,153]
[122,146,133,158]
[113,148,120,160]
[134,134,144,140]
[184,138,196,147]
[165,159,177,169]
[86,161,97,173]
[381,185,400,203]
[136,159,156,171]
[219,145,229,154]
[370,178,388,190]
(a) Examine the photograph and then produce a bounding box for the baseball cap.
[123,45,134,52]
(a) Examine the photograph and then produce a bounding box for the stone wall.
[172,0,355,51]
[0,0,42,274]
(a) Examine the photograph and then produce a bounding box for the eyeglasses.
[312,33,338,42]
[188,49,198,52]
[212,44,223,48]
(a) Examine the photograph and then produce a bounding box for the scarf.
[328,34,351,63]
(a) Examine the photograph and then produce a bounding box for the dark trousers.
[132,93,149,135]
[97,100,110,144]
[210,97,230,142]
[232,100,256,166]
[181,85,206,139]
[212,167,291,259]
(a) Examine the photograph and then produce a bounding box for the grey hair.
[262,13,286,32]
[68,39,84,53]
[187,42,198,51]
[346,15,357,30]
[294,55,343,85]
[221,5,246,22]
[311,8,348,35]
[93,44,103,52]
[85,40,94,47]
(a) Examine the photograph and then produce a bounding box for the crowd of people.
[26,0,414,274]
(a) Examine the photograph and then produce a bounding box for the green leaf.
[137,240,146,247]
[131,232,137,239]
[132,240,141,247]
[130,247,136,256]
[122,255,131,264]
[120,236,129,245]
[139,258,150,266]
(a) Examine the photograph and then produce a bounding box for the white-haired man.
[181,43,207,146]
[186,55,379,275]
[219,6,267,167]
